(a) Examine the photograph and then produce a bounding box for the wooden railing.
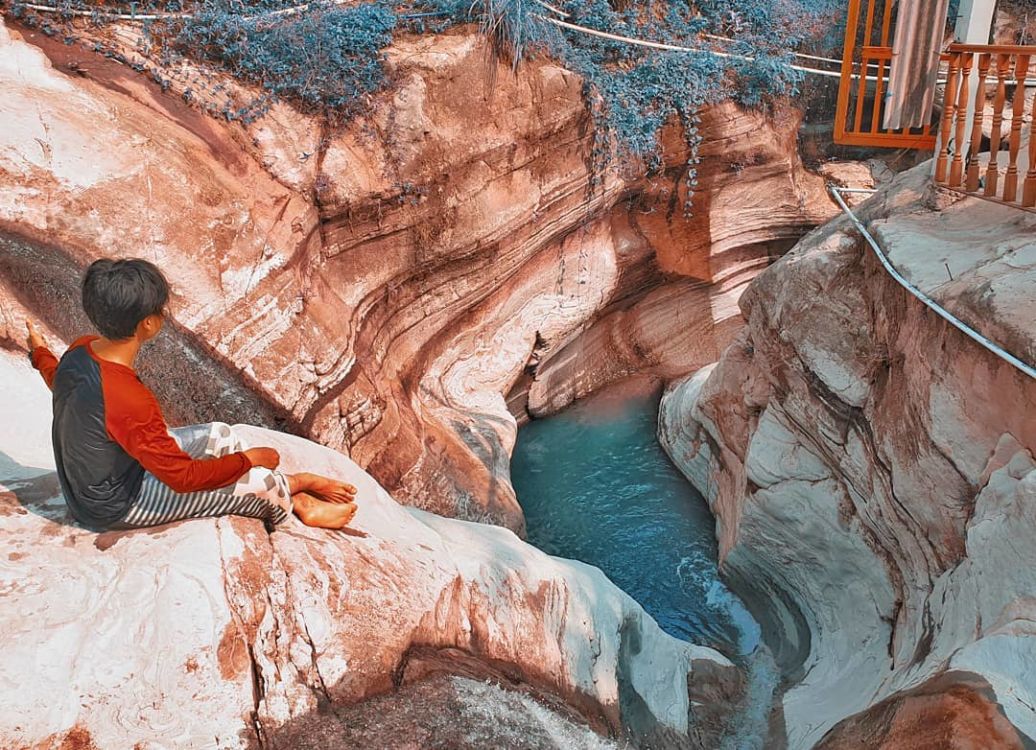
[935,44,1036,210]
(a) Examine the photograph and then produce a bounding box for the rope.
[537,14,865,80]
[532,0,566,18]
[14,1,449,21]
[13,0,870,79]
[829,185,1036,380]
[539,15,1036,85]
[17,2,184,19]
[533,1,1036,84]
[530,1,877,71]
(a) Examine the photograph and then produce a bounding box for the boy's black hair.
[82,258,170,340]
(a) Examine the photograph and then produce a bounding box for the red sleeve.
[30,336,96,390]
[30,346,60,390]
[103,372,253,493]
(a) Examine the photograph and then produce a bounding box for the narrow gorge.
[1,0,1034,748]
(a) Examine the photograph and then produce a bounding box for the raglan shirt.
[30,336,253,530]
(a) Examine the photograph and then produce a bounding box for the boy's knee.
[209,422,233,439]
[236,467,292,513]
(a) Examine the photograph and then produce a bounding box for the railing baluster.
[985,54,1011,197]
[966,53,992,192]
[878,0,894,134]
[873,56,887,134]
[949,52,974,188]
[936,51,962,184]
[853,0,877,135]
[1023,86,1036,207]
[1003,54,1031,204]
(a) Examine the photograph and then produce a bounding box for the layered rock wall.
[659,166,1036,748]
[0,17,845,531]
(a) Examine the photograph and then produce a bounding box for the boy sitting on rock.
[26,258,357,531]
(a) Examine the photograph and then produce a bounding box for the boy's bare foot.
[292,492,357,529]
[288,472,357,504]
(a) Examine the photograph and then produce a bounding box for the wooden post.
[853,0,878,135]
[1003,54,1031,204]
[936,52,961,183]
[984,53,1010,197]
[966,53,992,191]
[877,0,895,133]
[954,0,996,178]
[1023,86,1036,207]
[835,0,863,144]
[949,51,974,187]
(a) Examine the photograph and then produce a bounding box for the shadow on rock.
[0,451,74,526]
[256,673,632,750]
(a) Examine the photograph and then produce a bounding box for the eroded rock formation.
[659,165,1036,748]
[0,16,849,531]
[0,344,735,750]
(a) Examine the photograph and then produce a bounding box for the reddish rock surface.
[816,674,1027,750]
[0,17,848,531]
[0,344,734,750]
[514,107,851,420]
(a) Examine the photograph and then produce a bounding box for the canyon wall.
[659,166,1036,748]
[0,17,846,532]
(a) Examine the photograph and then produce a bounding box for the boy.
[26,257,357,532]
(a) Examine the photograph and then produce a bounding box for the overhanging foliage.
[9,0,843,210]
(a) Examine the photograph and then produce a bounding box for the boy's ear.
[137,313,164,341]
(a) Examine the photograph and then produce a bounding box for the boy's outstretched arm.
[26,320,59,390]
[106,378,279,493]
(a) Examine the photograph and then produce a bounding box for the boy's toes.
[323,481,357,504]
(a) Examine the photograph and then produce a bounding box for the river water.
[511,378,760,656]
[511,379,777,746]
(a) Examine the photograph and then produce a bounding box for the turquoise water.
[510,381,760,657]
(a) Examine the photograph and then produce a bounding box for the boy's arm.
[26,321,59,390]
[105,379,255,493]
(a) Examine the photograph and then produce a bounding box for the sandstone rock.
[0,17,847,531]
[659,164,1036,748]
[816,673,1028,750]
[0,347,733,749]
[519,104,842,418]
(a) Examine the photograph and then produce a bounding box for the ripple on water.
[510,379,761,657]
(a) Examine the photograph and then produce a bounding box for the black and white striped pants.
[112,422,293,530]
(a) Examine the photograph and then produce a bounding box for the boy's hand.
[244,447,281,470]
[25,320,45,352]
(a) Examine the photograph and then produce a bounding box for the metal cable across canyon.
[13,0,450,21]
[9,0,880,80]
[15,0,1033,86]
